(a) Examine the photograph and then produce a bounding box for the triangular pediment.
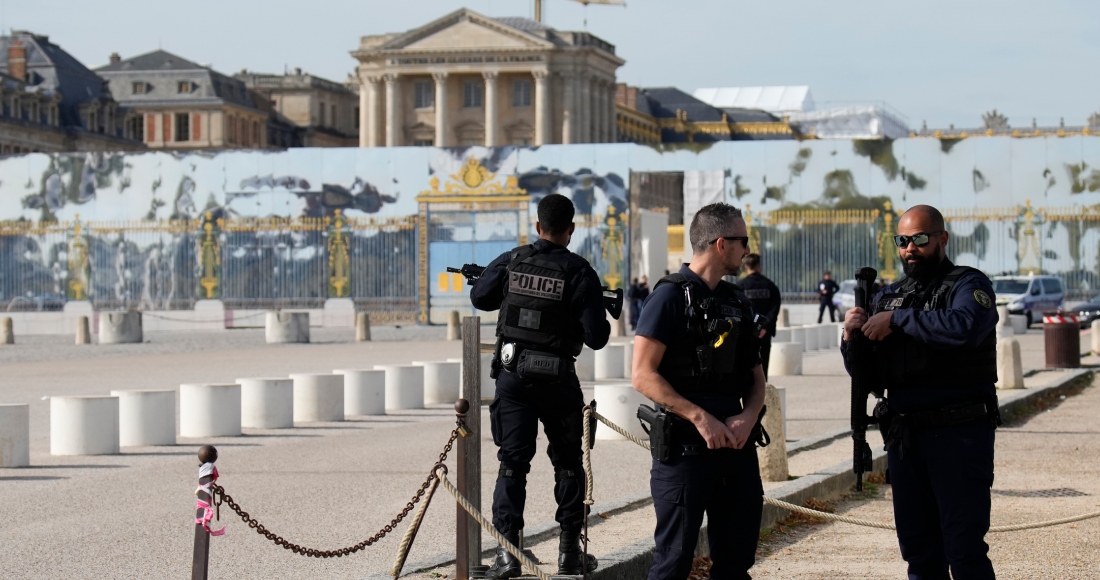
[382,9,554,51]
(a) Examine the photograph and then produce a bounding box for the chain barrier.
[435,466,553,580]
[208,428,459,558]
[592,410,1100,533]
[142,311,267,323]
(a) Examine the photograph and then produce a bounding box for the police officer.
[737,253,781,379]
[632,202,766,580]
[817,270,840,323]
[842,204,998,579]
[470,193,610,579]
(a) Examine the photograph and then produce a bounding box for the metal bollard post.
[456,316,483,579]
[356,312,372,341]
[1,316,13,345]
[75,315,91,345]
[192,445,218,580]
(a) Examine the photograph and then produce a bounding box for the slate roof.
[636,87,726,122]
[0,31,115,129]
[96,49,259,110]
[492,17,552,32]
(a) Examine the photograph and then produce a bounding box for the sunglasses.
[708,236,750,248]
[893,231,943,248]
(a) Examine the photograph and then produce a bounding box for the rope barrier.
[592,410,1100,533]
[388,477,440,578]
[582,407,595,507]
[435,467,553,580]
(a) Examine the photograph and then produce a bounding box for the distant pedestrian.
[817,271,840,323]
[628,276,650,330]
[737,254,781,379]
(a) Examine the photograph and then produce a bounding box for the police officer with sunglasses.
[842,204,999,580]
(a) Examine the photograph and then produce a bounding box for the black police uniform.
[736,271,781,379]
[841,259,998,580]
[817,277,840,323]
[469,238,610,574]
[636,264,763,580]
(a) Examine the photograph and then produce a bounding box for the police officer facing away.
[633,203,766,580]
[737,253,781,379]
[842,204,999,580]
[470,193,610,579]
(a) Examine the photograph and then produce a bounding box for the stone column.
[358,75,369,147]
[433,72,449,147]
[608,82,617,142]
[366,76,381,147]
[579,75,591,143]
[534,70,549,145]
[595,79,606,142]
[384,73,400,147]
[483,71,498,147]
[561,72,575,144]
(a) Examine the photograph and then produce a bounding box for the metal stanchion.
[191,445,218,580]
[457,316,484,579]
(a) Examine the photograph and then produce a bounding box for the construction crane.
[533,0,625,23]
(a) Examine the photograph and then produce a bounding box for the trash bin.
[1043,311,1081,368]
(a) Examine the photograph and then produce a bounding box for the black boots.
[557,528,598,575]
[485,530,522,579]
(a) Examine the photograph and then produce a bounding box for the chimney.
[8,40,26,81]
[294,67,302,76]
[109,52,121,64]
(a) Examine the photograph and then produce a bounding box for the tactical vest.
[496,245,585,357]
[872,265,997,387]
[654,274,755,397]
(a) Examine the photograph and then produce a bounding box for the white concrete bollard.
[789,326,806,351]
[266,311,310,344]
[237,378,294,429]
[595,345,625,379]
[774,328,791,343]
[996,338,1025,389]
[179,383,242,438]
[1092,320,1100,356]
[803,326,821,351]
[110,390,175,446]
[375,364,425,411]
[1,316,13,345]
[757,383,789,482]
[290,373,344,422]
[99,311,143,344]
[576,348,596,381]
[1010,314,1029,334]
[75,315,91,345]
[480,353,497,399]
[356,312,372,341]
[609,310,626,338]
[818,324,838,349]
[50,396,119,455]
[0,404,30,466]
[334,369,386,415]
[996,325,1015,341]
[769,342,803,376]
[420,361,461,405]
[446,310,461,341]
[777,307,790,329]
[593,383,650,441]
[997,306,1011,327]
[622,341,634,379]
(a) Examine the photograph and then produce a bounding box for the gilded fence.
[0,212,419,319]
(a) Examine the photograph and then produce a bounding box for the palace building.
[351,8,623,147]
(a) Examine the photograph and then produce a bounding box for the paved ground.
[1,324,1092,578]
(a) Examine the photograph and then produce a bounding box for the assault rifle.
[446,262,624,320]
[849,266,881,491]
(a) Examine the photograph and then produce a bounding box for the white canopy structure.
[693,86,814,115]
[787,105,910,140]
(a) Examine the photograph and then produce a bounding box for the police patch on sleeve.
[973,289,992,309]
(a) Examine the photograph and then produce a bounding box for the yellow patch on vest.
[973,289,992,309]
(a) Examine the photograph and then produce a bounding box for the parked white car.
[991,275,1065,327]
[833,280,856,315]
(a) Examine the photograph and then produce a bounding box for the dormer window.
[178,81,196,94]
[132,82,151,94]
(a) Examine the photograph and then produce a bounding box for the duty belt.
[894,401,994,430]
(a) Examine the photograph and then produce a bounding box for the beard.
[901,252,943,281]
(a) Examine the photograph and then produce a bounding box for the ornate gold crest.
[418,157,526,198]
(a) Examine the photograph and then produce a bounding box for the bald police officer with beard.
[842,204,999,579]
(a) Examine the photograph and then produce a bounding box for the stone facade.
[352,8,623,147]
[237,68,358,147]
[97,50,272,150]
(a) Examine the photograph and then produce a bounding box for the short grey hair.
[689,202,744,254]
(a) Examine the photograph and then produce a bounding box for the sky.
[9,0,1100,129]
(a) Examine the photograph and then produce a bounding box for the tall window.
[463,81,482,108]
[331,104,336,127]
[175,112,190,142]
[414,81,433,109]
[513,80,532,107]
[319,102,326,127]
